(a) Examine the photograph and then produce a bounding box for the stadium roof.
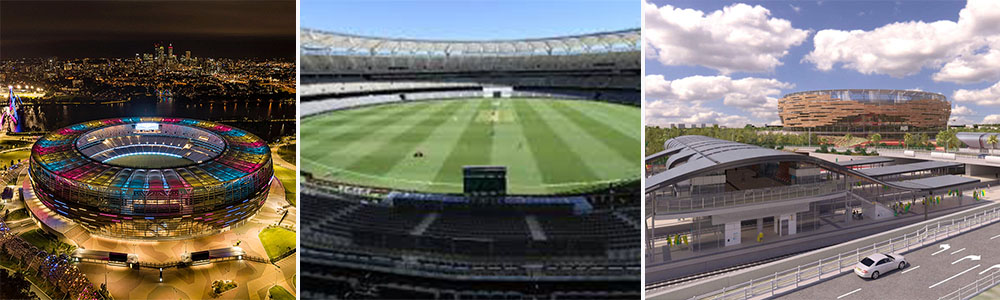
[301,28,640,56]
[781,89,947,102]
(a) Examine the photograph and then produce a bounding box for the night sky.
[0,0,295,60]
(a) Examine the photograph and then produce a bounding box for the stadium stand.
[299,28,640,299]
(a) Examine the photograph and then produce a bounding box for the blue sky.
[301,0,638,41]
[644,0,1000,127]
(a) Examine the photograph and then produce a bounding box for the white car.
[855,253,907,279]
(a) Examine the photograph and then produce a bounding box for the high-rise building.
[168,44,173,58]
[185,51,191,61]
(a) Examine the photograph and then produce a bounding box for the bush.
[211,280,237,297]
[817,144,829,153]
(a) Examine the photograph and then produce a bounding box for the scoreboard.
[463,165,507,197]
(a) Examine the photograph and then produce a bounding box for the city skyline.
[0,0,295,60]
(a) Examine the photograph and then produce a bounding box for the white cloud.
[643,1,810,74]
[983,114,1000,124]
[952,105,975,115]
[643,75,793,108]
[934,37,1000,83]
[804,0,1000,83]
[789,4,801,13]
[644,101,753,128]
[953,81,1000,106]
[950,116,975,125]
[644,74,793,126]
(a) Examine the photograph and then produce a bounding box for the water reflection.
[17,96,294,141]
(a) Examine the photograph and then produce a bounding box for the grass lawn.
[268,285,295,300]
[274,165,296,206]
[258,227,296,261]
[301,98,640,194]
[19,229,75,254]
[4,208,28,221]
[0,149,30,167]
[277,143,296,165]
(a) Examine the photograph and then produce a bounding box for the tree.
[936,129,962,152]
[0,269,38,300]
[988,134,999,152]
[918,133,930,148]
[868,133,882,148]
[903,133,913,149]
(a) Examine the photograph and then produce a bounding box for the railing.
[271,248,297,263]
[650,181,844,213]
[939,269,1000,300]
[682,205,1000,300]
[878,148,997,163]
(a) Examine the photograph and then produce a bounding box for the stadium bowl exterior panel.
[778,89,950,134]
[28,117,273,240]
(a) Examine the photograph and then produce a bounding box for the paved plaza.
[16,166,298,300]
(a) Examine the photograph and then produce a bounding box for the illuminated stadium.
[778,89,951,136]
[300,28,640,299]
[28,118,273,240]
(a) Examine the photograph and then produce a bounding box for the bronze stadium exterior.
[28,117,273,240]
[778,89,951,136]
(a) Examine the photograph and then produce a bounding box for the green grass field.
[258,227,296,261]
[18,229,76,254]
[0,149,29,167]
[301,98,640,194]
[274,165,296,206]
[268,285,295,300]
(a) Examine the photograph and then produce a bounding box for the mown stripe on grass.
[430,100,495,191]
[345,100,466,176]
[513,100,598,183]
[571,102,639,138]
[304,102,436,162]
[381,99,480,192]
[548,100,640,163]
[303,104,405,128]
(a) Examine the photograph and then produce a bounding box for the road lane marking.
[952,255,981,265]
[933,244,952,256]
[902,265,921,274]
[979,264,1000,275]
[929,264,981,289]
[951,248,966,255]
[837,288,862,299]
[992,234,1000,240]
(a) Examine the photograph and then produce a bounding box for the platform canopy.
[858,161,962,177]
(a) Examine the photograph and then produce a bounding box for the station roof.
[836,157,894,167]
[646,135,965,193]
[858,161,962,177]
[887,175,979,190]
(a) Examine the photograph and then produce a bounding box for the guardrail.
[684,205,1000,300]
[878,148,992,162]
[650,181,845,213]
[940,269,1000,300]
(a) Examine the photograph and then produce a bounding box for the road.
[780,218,1000,299]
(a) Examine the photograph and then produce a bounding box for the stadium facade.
[300,29,640,299]
[778,89,950,136]
[28,118,272,240]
